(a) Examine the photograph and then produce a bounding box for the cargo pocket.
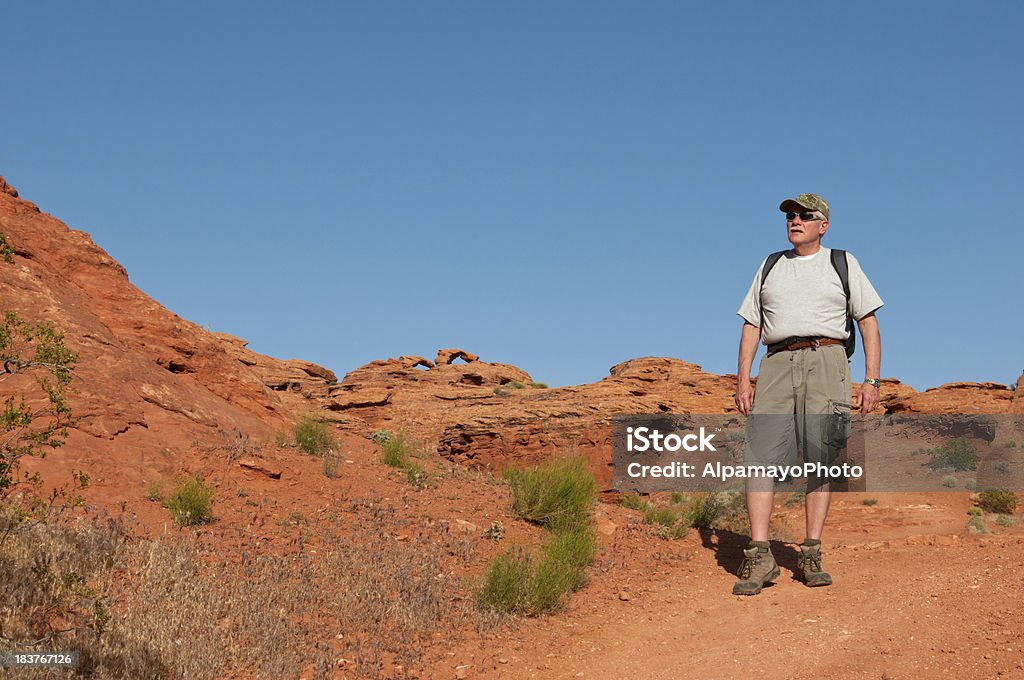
[824,399,852,452]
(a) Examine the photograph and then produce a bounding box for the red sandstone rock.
[0,175,19,198]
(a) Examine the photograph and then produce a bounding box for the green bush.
[967,506,983,516]
[964,479,978,491]
[530,382,548,389]
[994,461,1011,474]
[967,515,989,534]
[863,498,878,506]
[475,547,533,613]
[925,438,979,472]
[504,456,596,531]
[475,525,596,616]
[995,514,1014,527]
[942,475,957,488]
[380,432,412,468]
[620,492,646,511]
[1,310,78,512]
[293,415,334,456]
[163,476,214,526]
[686,493,724,529]
[146,481,164,502]
[505,381,525,389]
[1005,440,1017,448]
[530,526,595,612]
[405,462,429,490]
[642,505,679,528]
[977,490,1018,514]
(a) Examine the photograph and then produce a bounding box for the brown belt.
[766,336,844,356]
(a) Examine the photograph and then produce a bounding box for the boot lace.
[799,551,822,573]
[738,553,760,579]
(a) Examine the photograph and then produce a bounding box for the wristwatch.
[864,378,881,388]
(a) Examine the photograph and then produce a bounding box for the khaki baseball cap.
[779,193,830,220]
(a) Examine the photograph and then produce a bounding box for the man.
[732,193,883,596]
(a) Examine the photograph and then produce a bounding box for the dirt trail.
[445,498,1024,680]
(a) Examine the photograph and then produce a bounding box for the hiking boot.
[732,543,779,596]
[797,541,832,587]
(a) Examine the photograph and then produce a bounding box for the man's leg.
[734,350,792,596]
[733,480,780,595]
[804,481,831,540]
[746,481,774,542]
[796,345,851,587]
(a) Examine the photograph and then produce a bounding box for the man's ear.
[819,220,829,236]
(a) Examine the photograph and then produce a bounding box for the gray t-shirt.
[737,247,884,345]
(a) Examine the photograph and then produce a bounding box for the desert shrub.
[322,451,340,478]
[995,514,1014,527]
[942,475,957,488]
[785,490,806,506]
[146,481,164,502]
[476,547,533,614]
[530,526,596,612]
[480,456,598,616]
[505,380,525,389]
[1,310,79,520]
[863,498,879,506]
[967,515,989,534]
[475,524,596,616]
[995,461,1011,474]
[530,382,548,389]
[620,492,646,511]
[618,494,689,539]
[686,493,724,529]
[644,505,680,528]
[380,432,412,468]
[0,231,14,263]
[670,492,686,505]
[965,478,978,491]
[293,414,334,456]
[504,456,596,531]
[163,476,214,526]
[977,490,1018,514]
[967,506,983,516]
[405,462,429,490]
[1006,440,1017,448]
[925,438,979,472]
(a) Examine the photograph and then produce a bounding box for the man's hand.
[854,382,880,413]
[735,378,755,415]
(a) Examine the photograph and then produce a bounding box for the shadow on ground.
[697,528,804,585]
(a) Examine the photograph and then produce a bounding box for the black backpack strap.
[830,248,850,300]
[759,250,788,291]
[829,249,856,358]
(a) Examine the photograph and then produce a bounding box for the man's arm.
[735,322,761,414]
[854,312,881,413]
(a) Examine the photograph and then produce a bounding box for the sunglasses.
[786,211,823,221]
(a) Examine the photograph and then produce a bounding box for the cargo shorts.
[744,343,852,472]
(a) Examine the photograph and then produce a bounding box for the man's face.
[786,208,828,248]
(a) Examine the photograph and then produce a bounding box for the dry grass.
[0,498,471,679]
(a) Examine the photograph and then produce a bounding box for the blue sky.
[2,2,1021,391]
